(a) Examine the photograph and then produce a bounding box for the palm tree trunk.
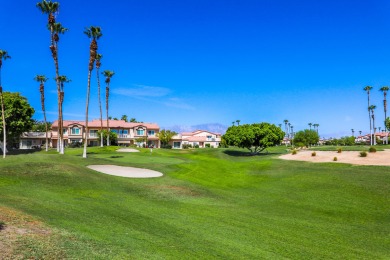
[40,85,49,152]
[384,96,388,145]
[83,70,92,158]
[0,92,6,158]
[106,85,110,146]
[97,68,103,147]
[368,93,372,145]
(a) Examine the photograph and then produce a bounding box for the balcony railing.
[89,133,99,138]
[118,134,128,138]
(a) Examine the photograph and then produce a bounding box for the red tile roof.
[52,120,159,129]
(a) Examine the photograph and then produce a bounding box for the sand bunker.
[117,148,140,153]
[87,165,163,178]
[279,149,390,166]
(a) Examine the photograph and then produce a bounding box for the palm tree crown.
[36,0,59,25]
[84,26,103,71]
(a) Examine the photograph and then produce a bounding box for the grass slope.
[0,146,389,259]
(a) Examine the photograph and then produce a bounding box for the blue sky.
[1,0,390,137]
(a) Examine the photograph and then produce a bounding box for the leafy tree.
[31,120,52,132]
[130,118,137,123]
[0,92,35,149]
[157,129,177,147]
[223,123,284,154]
[293,129,319,147]
[103,70,115,145]
[97,129,117,146]
[83,26,102,158]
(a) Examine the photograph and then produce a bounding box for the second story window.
[71,127,80,135]
[137,129,144,135]
[148,130,155,136]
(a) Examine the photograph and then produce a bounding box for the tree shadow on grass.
[2,149,41,156]
[223,149,280,157]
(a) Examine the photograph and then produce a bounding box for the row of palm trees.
[363,86,389,145]
[34,0,115,158]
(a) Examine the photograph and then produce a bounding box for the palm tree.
[236,120,240,126]
[232,121,235,126]
[34,75,49,151]
[283,119,288,136]
[83,26,102,158]
[351,129,354,137]
[308,123,312,131]
[278,124,282,128]
[364,86,373,145]
[37,1,67,153]
[313,123,319,135]
[369,105,377,145]
[359,130,362,136]
[121,114,128,122]
[380,86,389,144]
[57,75,70,154]
[0,50,10,158]
[103,70,114,146]
[95,53,104,147]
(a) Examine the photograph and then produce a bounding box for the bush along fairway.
[0,146,389,259]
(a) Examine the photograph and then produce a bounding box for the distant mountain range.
[165,123,228,134]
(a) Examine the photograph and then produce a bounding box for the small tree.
[223,122,284,154]
[293,129,319,148]
[157,129,177,148]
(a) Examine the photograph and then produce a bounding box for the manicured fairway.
[0,146,389,259]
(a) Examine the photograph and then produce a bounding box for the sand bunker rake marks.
[87,165,163,178]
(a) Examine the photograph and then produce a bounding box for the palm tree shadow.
[223,150,278,157]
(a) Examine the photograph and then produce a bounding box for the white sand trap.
[87,165,163,178]
[117,148,140,153]
[279,149,390,166]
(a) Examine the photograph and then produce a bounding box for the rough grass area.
[0,146,389,259]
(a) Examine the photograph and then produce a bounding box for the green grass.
[0,146,389,259]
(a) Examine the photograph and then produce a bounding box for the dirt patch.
[0,206,65,259]
[279,149,390,166]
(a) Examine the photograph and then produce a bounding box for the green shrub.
[333,157,337,161]
[161,144,172,149]
[337,148,342,153]
[311,152,316,157]
[368,147,376,153]
[292,150,297,155]
[205,143,211,148]
[182,144,192,149]
[360,151,367,157]
[194,145,200,148]
[69,142,82,148]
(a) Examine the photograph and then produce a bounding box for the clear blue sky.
[1,0,390,137]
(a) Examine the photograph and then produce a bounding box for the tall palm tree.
[351,129,354,137]
[236,120,240,126]
[0,50,10,158]
[278,124,282,129]
[95,53,104,147]
[308,122,312,131]
[380,86,389,144]
[103,70,114,146]
[83,26,102,158]
[37,1,66,153]
[57,75,70,154]
[283,119,289,142]
[364,86,373,145]
[313,123,319,135]
[369,105,377,145]
[359,130,362,136]
[34,75,49,152]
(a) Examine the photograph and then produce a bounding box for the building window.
[111,129,118,134]
[71,127,80,135]
[137,129,144,135]
[173,142,181,148]
[148,130,155,136]
[63,129,68,134]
